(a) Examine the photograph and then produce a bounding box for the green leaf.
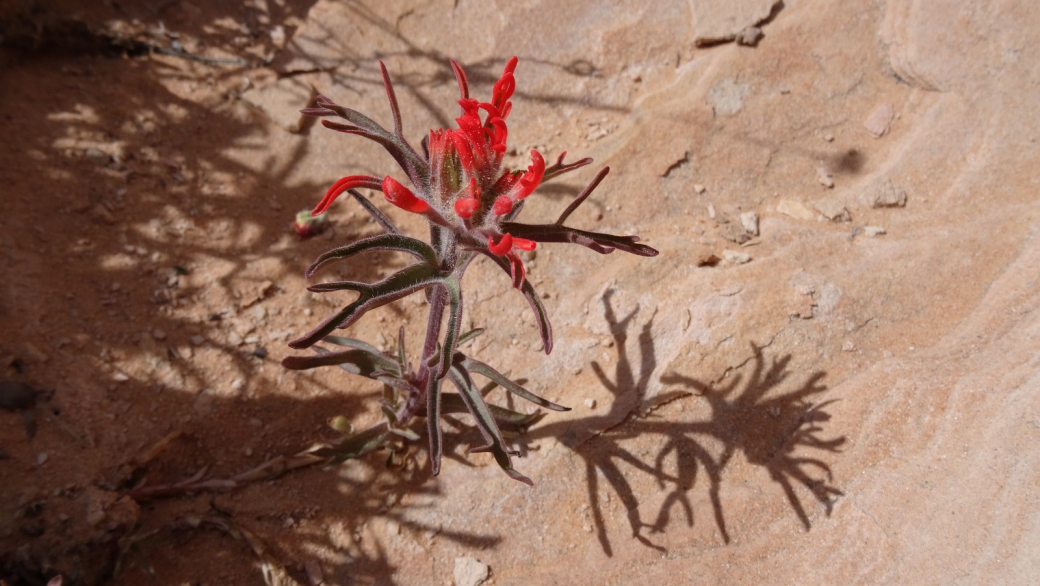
[458,355,570,412]
[307,425,392,464]
[446,365,532,485]
[456,328,485,346]
[306,233,438,278]
[290,263,442,349]
[281,346,398,377]
[389,427,420,441]
[437,279,463,380]
[441,393,542,426]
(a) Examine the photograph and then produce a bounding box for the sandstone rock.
[723,249,752,264]
[740,211,760,235]
[776,199,815,221]
[862,179,907,208]
[864,102,895,138]
[454,557,489,586]
[814,198,851,222]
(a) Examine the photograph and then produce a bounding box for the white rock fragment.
[707,202,716,219]
[814,198,851,222]
[113,373,129,382]
[864,226,887,237]
[776,199,816,221]
[740,211,759,235]
[864,102,895,138]
[864,179,907,208]
[723,250,752,264]
[816,167,835,188]
[694,184,706,194]
[584,398,597,409]
[454,557,490,586]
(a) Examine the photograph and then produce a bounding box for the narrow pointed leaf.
[306,233,437,278]
[501,222,659,257]
[459,355,569,411]
[456,328,485,346]
[281,346,397,377]
[542,152,593,182]
[437,279,463,380]
[440,393,542,426]
[348,189,400,234]
[447,365,532,485]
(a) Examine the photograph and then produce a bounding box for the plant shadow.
[535,291,846,556]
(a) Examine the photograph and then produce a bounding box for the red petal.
[454,198,479,219]
[517,149,545,199]
[488,233,513,256]
[513,237,537,251]
[381,176,430,213]
[492,196,513,216]
[313,175,383,215]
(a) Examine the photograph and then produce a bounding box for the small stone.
[454,557,490,586]
[190,335,205,346]
[816,167,835,188]
[253,347,268,359]
[864,226,886,237]
[250,305,267,322]
[740,211,759,236]
[226,331,242,346]
[736,26,763,46]
[694,184,706,194]
[584,398,597,409]
[776,199,816,221]
[707,202,716,219]
[600,337,614,348]
[723,250,752,264]
[84,147,109,163]
[151,329,167,341]
[864,102,895,138]
[386,519,400,536]
[814,198,851,222]
[36,453,48,465]
[864,179,907,208]
[113,373,129,382]
[842,340,856,352]
[824,133,835,142]
[231,379,245,391]
[573,366,583,375]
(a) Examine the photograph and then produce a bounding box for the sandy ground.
[2,0,1039,585]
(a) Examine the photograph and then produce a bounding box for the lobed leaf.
[306,233,438,279]
[290,263,442,349]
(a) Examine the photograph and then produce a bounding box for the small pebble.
[824,133,835,142]
[864,226,886,237]
[151,329,167,341]
[707,202,716,219]
[231,379,245,391]
[694,184,706,194]
[113,373,129,382]
[816,167,835,188]
[842,340,856,352]
[36,453,48,465]
[253,347,268,359]
[740,211,759,236]
[584,398,597,409]
[723,249,752,265]
[190,335,205,346]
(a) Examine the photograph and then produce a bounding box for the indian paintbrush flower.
[283,57,658,484]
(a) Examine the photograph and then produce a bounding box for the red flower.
[381,176,430,213]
